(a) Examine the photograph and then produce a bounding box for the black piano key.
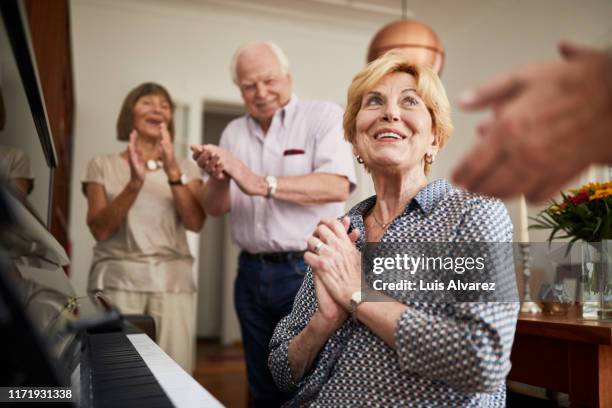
[87,332,174,408]
[97,384,169,401]
[95,376,159,392]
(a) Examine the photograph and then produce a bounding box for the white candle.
[587,165,596,183]
[519,196,530,243]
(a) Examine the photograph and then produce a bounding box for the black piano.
[0,1,222,407]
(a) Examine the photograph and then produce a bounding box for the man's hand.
[191,144,267,196]
[452,41,612,203]
[191,144,231,181]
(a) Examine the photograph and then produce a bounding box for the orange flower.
[571,181,612,196]
[589,188,612,201]
[578,182,602,194]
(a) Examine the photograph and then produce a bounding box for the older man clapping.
[192,42,356,407]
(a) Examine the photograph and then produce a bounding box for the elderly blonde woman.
[268,53,518,407]
[82,82,205,373]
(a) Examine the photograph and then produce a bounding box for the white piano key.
[127,334,225,408]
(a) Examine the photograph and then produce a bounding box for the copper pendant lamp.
[367,1,444,75]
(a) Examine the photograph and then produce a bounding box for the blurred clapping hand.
[453,41,612,203]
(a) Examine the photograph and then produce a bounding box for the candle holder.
[520,243,541,314]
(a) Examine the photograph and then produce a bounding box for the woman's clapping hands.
[305,217,361,324]
[128,130,145,185]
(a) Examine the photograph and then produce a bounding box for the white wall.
[69,0,385,343]
[69,0,612,343]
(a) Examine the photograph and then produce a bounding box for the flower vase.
[581,240,612,319]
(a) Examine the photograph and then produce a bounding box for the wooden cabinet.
[509,313,612,407]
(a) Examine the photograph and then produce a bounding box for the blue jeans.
[234,251,306,408]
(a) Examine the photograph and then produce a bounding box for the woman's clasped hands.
[305,216,361,329]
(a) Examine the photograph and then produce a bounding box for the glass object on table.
[539,283,571,316]
[581,240,612,319]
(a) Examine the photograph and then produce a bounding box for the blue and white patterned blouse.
[269,179,519,407]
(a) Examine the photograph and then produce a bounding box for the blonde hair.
[343,52,453,173]
[116,82,175,141]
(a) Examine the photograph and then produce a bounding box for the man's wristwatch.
[168,173,187,186]
[349,290,368,322]
[264,175,278,198]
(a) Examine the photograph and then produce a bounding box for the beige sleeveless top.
[82,153,200,293]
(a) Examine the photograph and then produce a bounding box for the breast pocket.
[282,153,312,177]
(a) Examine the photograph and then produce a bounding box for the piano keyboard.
[87,332,174,408]
[85,332,224,408]
[127,334,224,408]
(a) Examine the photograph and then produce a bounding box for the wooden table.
[509,312,612,407]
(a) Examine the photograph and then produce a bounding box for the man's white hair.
[230,41,290,85]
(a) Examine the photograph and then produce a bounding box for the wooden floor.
[194,338,248,408]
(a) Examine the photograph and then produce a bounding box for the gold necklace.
[372,211,393,229]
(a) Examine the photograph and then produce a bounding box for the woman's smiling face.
[354,71,438,174]
[132,93,172,139]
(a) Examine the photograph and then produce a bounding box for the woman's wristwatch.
[349,290,369,322]
[168,173,187,186]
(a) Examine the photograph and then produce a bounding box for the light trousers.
[104,289,195,374]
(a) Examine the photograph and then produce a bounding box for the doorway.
[196,101,244,342]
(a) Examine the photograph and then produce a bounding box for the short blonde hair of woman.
[343,52,453,174]
[116,82,175,141]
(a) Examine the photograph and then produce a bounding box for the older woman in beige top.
[82,82,205,373]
